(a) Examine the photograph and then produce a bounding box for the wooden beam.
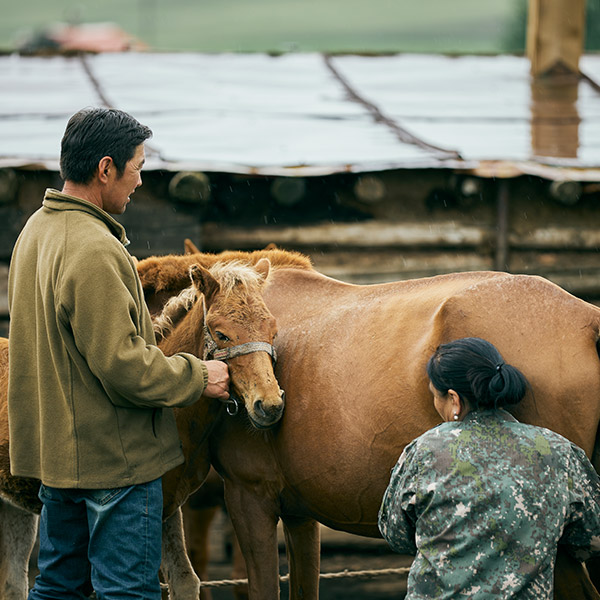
[201,221,490,250]
[527,0,586,76]
[200,221,600,252]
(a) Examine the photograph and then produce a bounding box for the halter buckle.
[224,395,240,416]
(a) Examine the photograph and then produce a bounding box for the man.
[7,107,230,599]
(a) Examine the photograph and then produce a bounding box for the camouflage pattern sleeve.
[376,412,600,598]
[378,441,418,555]
[559,443,600,561]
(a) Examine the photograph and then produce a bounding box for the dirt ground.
[28,508,410,599]
[202,510,410,600]
[205,549,409,600]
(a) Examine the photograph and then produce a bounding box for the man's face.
[102,144,145,214]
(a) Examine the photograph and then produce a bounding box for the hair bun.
[427,337,529,413]
[486,363,527,409]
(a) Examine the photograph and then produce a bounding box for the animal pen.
[1,2,600,596]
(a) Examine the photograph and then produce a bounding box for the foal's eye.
[215,331,230,342]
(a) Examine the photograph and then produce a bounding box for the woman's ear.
[448,389,464,419]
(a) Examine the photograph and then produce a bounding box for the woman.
[378,337,600,599]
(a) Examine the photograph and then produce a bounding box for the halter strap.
[202,296,277,363]
[212,341,277,362]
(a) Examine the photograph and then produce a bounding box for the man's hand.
[203,360,230,399]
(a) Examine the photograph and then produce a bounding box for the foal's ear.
[189,264,220,305]
[254,257,271,281]
[137,257,192,294]
[184,238,201,255]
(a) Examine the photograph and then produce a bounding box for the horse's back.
[434,273,600,451]
[268,269,600,420]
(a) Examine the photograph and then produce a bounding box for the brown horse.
[0,338,40,600]
[0,258,284,599]
[137,248,600,600]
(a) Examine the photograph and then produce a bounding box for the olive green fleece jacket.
[7,189,208,488]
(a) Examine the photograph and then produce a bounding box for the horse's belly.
[273,369,438,529]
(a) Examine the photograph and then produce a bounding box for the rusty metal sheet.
[90,52,437,171]
[331,54,600,171]
[0,52,598,179]
[0,55,99,164]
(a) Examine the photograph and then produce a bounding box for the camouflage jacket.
[378,409,600,599]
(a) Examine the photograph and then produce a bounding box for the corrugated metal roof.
[1,52,599,179]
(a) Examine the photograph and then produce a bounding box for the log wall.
[1,167,600,336]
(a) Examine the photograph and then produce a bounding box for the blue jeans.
[29,479,163,600]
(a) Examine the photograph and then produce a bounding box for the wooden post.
[494,180,510,272]
[527,0,586,76]
[530,76,580,158]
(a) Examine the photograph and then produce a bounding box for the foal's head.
[156,258,285,429]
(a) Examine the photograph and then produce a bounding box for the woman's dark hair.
[60,107,152,184]
[426,337,529,411]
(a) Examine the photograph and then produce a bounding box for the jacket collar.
[463,408,519,424]
[43,188,130,247]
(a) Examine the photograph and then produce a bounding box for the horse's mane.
[153,286,197,340]
[152,260,268,340]
[210,249,313,271]
[208,260,266,296]
[137,248,313,294]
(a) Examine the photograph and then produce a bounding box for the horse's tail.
[592,334,600,474]
[579,330,600,596]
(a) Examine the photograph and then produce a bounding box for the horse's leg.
[555,548,600,600]
[230,531,249,600]
[225,483,280,600]
[0,499,39,600]
[182,502,249,600]
[281,516,320,600]
[182,502,218,600]
[161,507,201,600]
[588,558,600,595]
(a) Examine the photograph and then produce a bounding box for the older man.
[8,107,229,599]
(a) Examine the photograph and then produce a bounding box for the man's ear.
[98,156,113,183]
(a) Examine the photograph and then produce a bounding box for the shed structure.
[1,51,600,332]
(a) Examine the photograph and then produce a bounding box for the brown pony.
[0,338,40,600]
[0,258,284,600]
[137,248,600,600]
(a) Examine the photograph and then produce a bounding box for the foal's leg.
[0,499,39,600]
[161,507,201,600]
[225,483,281,600]
[282,516,320,600]
[182,502,218,600]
